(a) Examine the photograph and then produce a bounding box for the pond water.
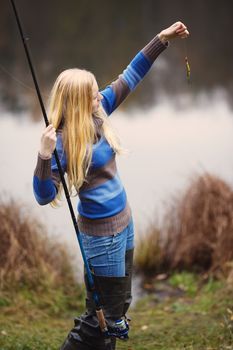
[1,92,233,275]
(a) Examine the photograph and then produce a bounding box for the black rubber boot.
[123,248,134,317]
[60,274,128,350]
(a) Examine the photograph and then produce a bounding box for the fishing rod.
[9,0,113,347]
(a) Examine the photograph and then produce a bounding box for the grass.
[0,274,232,350]
[134,173,233,280]
[0,284,85,350]
[126,274,233,350]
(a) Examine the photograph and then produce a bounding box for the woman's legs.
[81,218,134,345]
[60,218,134,350]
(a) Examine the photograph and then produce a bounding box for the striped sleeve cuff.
[142,35,168,63]
[34,153,52,180]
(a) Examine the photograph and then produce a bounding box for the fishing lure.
[185,56,191,83]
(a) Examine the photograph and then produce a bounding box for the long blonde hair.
[48,68,122,203]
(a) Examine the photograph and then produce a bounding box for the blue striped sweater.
[33,35,168,235]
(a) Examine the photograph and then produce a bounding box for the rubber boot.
[123,248,134,317]
[60,274,128,350]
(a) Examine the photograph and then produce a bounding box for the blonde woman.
[33,21,189,350]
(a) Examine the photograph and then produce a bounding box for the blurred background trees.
[1,0,233,114]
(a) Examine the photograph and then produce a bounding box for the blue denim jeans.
[80,217,134,277]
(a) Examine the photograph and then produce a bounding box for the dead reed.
[135,173,233,280]
[0,196,76,291]
[135,223,163,275]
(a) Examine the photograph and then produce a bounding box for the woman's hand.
[39,124,57,159]
[158,21,189,43]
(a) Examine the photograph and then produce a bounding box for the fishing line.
[0,63,37,92]
[0,59,112,97]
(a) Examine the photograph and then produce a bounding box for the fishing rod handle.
[96,309,108,333]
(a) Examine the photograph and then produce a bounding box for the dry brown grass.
[0,196,76,291]
[164,173,233,276]
[135,223,164,274]
[135,173,233,280]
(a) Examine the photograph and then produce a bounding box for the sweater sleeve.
[100,35,168,115]
[33,132,67,205]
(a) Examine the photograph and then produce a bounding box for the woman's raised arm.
[100,21,189,116]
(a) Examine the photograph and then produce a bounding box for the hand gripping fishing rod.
[9,0,113,347]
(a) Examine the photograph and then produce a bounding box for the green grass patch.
[0,275,233,350]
